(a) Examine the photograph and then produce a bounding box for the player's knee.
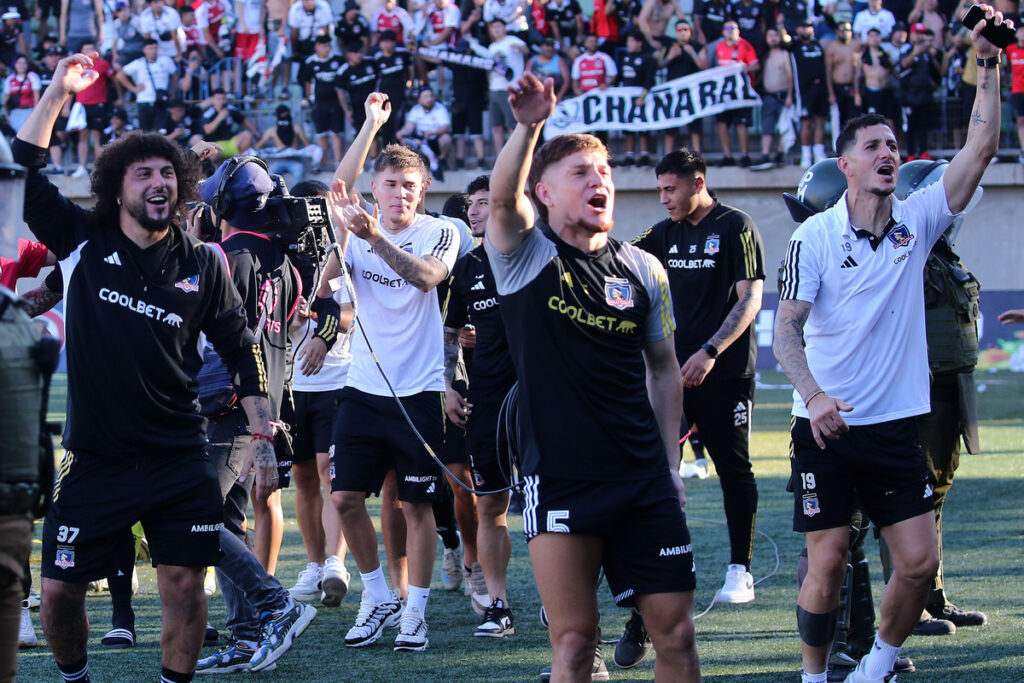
[40,579,85,616]
[291,461,319,492]
[552,629,596,669]
[898,549,939,587]
[651,614,697,656]
[806,551,847,595]
[333,491,365,518]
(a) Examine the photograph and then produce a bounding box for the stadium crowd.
[0,0,1022,177]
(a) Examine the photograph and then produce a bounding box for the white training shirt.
[778,180,957,425]
[344,213,459,396]
[138,6,182,58]
[474,34,527,91]
[405,102,451,135]
[290,263,354,393]
[288,0,335,40]
[123,55,177,102]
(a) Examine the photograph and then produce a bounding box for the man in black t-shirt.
[336,42,378,139]
[486,72,700,682]
[335,0,370,53]
[617,31,657,166]
[298,34,346,169]
[790,20,828,167]
[633,148,765,608]
[659,19,706,155]
[371,30,412,145]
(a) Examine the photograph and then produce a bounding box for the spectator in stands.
[712,20,758,166]
[416,0,461,86]
[732,0,768,50]
[853,0,896,40]
[447,38,489,166]
[469,18,529,157]
[590,0,623,48]
[483,0,530,40]
[908,0,949,47]
[789,19,828,166]
[398,85,452,176]
[0,9,28,67]
[886,20,909,60]
[37,46,71,173]
[460,0,490,47]
[117,37,175,131]
[111,0,144,66]
[199,87,259,157]
[3,54,40,133]
[544,0,584,59]
[103,104,134,143]
[775,0,820,38]
[178,46,209,100]
[372,0,414,45]
[337,41,379,139]
[138,0,182,61]
[298,34,345,170]
[34,32,61,63]
[694,0,729,44]
[371,29,413,145]
[179,6,202,55]
[899,22,940,160]
[825,20,861,130]
[660,19,707,153]
[752,26,794,169]
[858,27,899,129]
[255,103,314,154]
[336,0,371,54]
[1008,25,1024,163]
[526,35,571,101]
[235,0,264,93]
[618,30,656,165]
[59,0,100,55]
[71,38,114,177]
[289,0,335,78]
[161,98,201,148]
[572,32,617,95]
[195,0,233,90]
[637,0,686,50]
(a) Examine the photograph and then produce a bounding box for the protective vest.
[924,238,979,374]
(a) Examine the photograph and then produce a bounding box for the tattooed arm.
[774,299,853,449]
[366,232,450,292]
[443,326,472,427]
[20,283,63,318]
[944,4,1004,213]
[238,395,277,503]
[680,278,763,388]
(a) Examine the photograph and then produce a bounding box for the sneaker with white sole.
[71,165,90,179]
[843,656,897,682]
[467,561,489,617]
[441,546,463,591]
[474,599,514,637]
[248,599,316,672]
[196,640,261,674]
[715,564,755,604]
[393,610,429,651]
[288,562,323,602]
[25,589,40,610]
[204,566,217,597]
[320,555,350,607]
[682,458,710,479]
[18,605,37,648]
[344,591,403,647]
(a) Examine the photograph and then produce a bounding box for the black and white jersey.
[336,60,378,104]
[444,245,516,403]
[633,202,765,381]
[695,0,729,42]
[372,47,412,98]
[617,51,656,89]
[485,225,675,481]
[13,138,265,457]
[334,14,371,46]
[789,38,826,86]
[729,0,764,46]
[219,231,302,419]
[298,53,345,103]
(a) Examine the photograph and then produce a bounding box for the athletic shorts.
[37,0,60,19]
[441,415,470,466]
[521,472,696,607]
[313,101,345,135]
[790,416,934,533]
[799,80,829,118]
[760,90,787,134]
[715,106,752,126]
[488,90,516,129]
[234,32,261,60]
[330,387,444,503]
[451,99,483,137]
[861,87,899,123]
[84,103,109,132]
[1011,92,1024,120]
[466,397,509,492]
[681,377,753,471]
[291,388,344,463]
[42,450,223,582]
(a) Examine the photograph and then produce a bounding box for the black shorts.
[330,387,445,503]
[291,388,343,463]
[521,473,696,607]
[1011,92,1024,120]
[715,106,752,126]
[862,87,899,122]
[441,415,469,465]
[466,397,509,492]
[790,416,934,533]
[37,0,60,19]
[451,100,483,137]
[799,80,829,118]
[42,450,223,582]
[84,103,109,132]
[351,105,367,137]
[313,101,345,135]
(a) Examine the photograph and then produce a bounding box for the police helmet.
[895,159,947,199]
[783,158,848,223]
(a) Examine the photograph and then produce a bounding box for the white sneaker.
[801,148,813,169]
[321,555,350,607]
[843,656,897,682]
[132,566,139,596]
[441,546,463,591]
[812,145,828,163]
[19,605,37,648]
[89,578,108,592]
[26,589,41,610]
[467,562,489,617]
[70,165,89,178]
[682,458,710,479]
[715,564,755,604]
[393,610,429,651]
[288,562,323,602]
[204,566,216,596]
[344,591,403,647]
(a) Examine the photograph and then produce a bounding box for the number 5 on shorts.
[546,510,570,533]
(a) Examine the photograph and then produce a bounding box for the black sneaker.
[613,609,651,668]
[927,602,988,627]
[773,152,786,166]
[539,641,609,682]
[204,624,221,646]
[638,152,653,167]
[912,616,955,636]
[750,155,774,171]
[620,153,636,167]
[739,155,752,168]
[718,156,737,167]
[475,599,515,637]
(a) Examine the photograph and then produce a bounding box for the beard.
[125,196,174,233]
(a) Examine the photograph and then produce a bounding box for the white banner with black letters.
[543,65,762,138]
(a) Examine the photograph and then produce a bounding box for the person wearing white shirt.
[482,0,528,35]
[399,86,453,167]
[289,0,335,75]
[117,38,177,130]
[469,19,528,157]
[774,11,1004,679]
[852,0,896,40]
[138,0,182,60]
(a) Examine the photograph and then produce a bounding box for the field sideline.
[16,371,1024,681]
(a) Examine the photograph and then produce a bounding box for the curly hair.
[90,131,201,223]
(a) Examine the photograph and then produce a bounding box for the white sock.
[864,634,900,678]
[405,584,430,619]
[360,567,392,604]
[813,143,826,155]
[801,672,827,683]
[802,145,812,155]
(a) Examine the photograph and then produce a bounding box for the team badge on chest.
[175,274,200,293]
[704,235,720,255]
[604,276,634,310]
[887,225,914,249]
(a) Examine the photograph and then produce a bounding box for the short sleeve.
[617,243,675,342]
[484,226,557,296]
[778,225,822,303]
[16,239,50,279]
[422,221,459,274]
[900,179,958,250]
[728,214,766,283]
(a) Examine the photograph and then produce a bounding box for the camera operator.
[193,153,317,674]
[14,52,275,683]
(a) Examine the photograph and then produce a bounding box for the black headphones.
[209,156,271,222]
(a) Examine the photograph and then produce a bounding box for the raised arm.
[332,91,391,189]
[18,53,98,148]
[944,4,1006,213]
[486,73,556,255]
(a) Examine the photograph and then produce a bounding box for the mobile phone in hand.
[960,4,1016,49]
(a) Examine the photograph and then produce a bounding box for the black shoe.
[912,617,955,636]
[101,627,136,649]
[622,153,636,166]
[204,623,221,646]
[739,155,752,168]
[475,599,515,637]
[613,609,651,669]
[750,155,774,171]
[718,156,736,167]
[773,152,786,165]
[894,655,916,673]
[927,602,988,627]
[638,152,652,166]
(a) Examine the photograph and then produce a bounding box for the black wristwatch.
[701,342,719,359]
[976,54,1001,68]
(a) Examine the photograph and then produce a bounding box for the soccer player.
[773,7,1006,680]
[486,72,700,682]
[16,51,276,683]
[633,149,765,606]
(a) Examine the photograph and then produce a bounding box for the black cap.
[110,106,128,119]
[276,103,291,117]
[143,37,158,46]
[314,33,331,44]
[379,29,397,41]
[893,21,907,31]
[344,0,359,11]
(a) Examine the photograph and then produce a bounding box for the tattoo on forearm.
[443,329,460,386]
[20,287,62,318]
[773,303,820,402]
[971,110,986,126]
[371,235,447,290]
[709,289,758,351]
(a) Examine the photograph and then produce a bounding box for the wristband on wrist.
[251,431,274,442]
[804,390,825,407]
[976,54,1001,68]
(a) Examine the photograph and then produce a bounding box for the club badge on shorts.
[55,545,75,569]
[604,277,634,310]
[802,494,820,517]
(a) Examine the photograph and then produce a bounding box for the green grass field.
[16,371,1024,681]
